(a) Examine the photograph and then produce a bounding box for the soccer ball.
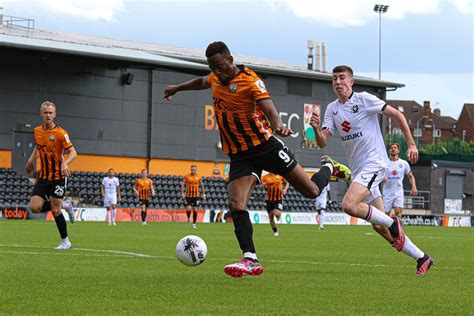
[176,235,208,267]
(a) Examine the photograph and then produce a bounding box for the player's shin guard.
[54,213,68,239]
[193,210,197,224]
[311,166,331,193]
[186,210,191,220]
[141,211,146,222]
[231,210,256,259]
[41,201,51,213]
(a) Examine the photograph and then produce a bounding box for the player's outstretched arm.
[163,76,211,101]
[258,99,294,137]
[384,105,418,164]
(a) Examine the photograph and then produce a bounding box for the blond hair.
[40,101,56,112]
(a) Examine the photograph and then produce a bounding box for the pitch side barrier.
[0,206,471,227]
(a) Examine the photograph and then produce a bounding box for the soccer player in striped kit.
[26,101,77,249]
[181,165,206,228]
[164,41,352,278]
[133,169,155,226]
[261,172,289,236]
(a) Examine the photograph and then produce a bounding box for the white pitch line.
[0,244,463,271]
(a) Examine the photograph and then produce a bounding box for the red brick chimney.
[423,101,432,119]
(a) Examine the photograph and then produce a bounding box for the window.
[462,130,466,141]
[434,129,441,138]
[398,106,404,112]
[413,128,422,137]
[392,127,402,136]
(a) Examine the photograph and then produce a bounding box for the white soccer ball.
[176,235,208,267]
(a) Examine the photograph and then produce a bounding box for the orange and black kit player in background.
[26,101,77,249]
[164,41,351,278]
[261,172,289,237]
[133,169,155,226]
[181,165,206,228]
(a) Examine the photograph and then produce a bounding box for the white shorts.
[352,168,386,204]
[383,194,404,212]
[315,201,327,210]
[104,196,117,208]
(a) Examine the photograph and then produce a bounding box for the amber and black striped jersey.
[134,178,153,200]
[34,125,73,181]
[262,173,286,201]
[183,173,202,198]
[206,66,273,155]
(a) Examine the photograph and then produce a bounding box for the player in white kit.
[315,184,330,229]
[311,65,433,275]
[101,168,121,226]
[383,143,418,217]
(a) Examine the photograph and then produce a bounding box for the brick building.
[454,103,474,141]
[385,100,457,147]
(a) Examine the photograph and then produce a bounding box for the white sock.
[320,210,325,227]
[402,236,424,260]
[323,163,334,174]
[108,210,112,224]
[112,209,116,221]
[243,252,258,261]
[364,205,394,228]
[62,236,70,243]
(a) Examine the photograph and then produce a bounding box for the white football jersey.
[322,91,389,176]
[315,184,330,208]
[384,158,411,196]
[102,177,120,197]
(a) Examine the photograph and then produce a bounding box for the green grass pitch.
[0,220,472,314]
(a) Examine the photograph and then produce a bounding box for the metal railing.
[404,190,430,210]
[1,14,35,30]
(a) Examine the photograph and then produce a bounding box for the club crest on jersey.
[49,135,55,142]
[229,83,237,94]
[352,104,359,113]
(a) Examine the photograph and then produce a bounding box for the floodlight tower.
[373,4,389,80]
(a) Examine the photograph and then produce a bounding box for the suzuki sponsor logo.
[341,132,363,141]
[341,120,351,133]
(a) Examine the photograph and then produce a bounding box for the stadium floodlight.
[373,4,389,80]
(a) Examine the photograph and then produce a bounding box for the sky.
[2,0,473,119]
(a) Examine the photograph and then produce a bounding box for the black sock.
[41,201,51,213]
[193,211,197,224]
[311,166,331,193]
[54,213,68,239]
[272,227,278,233]
[186,210,191,221]
[389,219,399,237]
[141,211,146,222]
[231,210,255,254]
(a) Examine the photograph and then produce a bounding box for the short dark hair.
[205,41,231,58]
[332,65,354,77]
[389,143,400,149]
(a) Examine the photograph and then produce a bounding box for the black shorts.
[266,200,283,213]
[228,137,297,183]
[139,199,149,207]
[185,197,200,207]
[32,179,67,199]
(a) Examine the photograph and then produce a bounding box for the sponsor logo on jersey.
[392,170,398,176]
[341,120,351,133]
[341,132,363,142]
[352,104,359,113]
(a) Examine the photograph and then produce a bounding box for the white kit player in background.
[101,168,121,226]
[310,65,433,275]
[315,184,330,229]
[383,143,418,217]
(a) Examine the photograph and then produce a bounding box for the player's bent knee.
[228,198,246,212]
[341,200,356,216]
[29,203,41,213]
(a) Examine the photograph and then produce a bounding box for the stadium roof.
[0,25,404,88]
